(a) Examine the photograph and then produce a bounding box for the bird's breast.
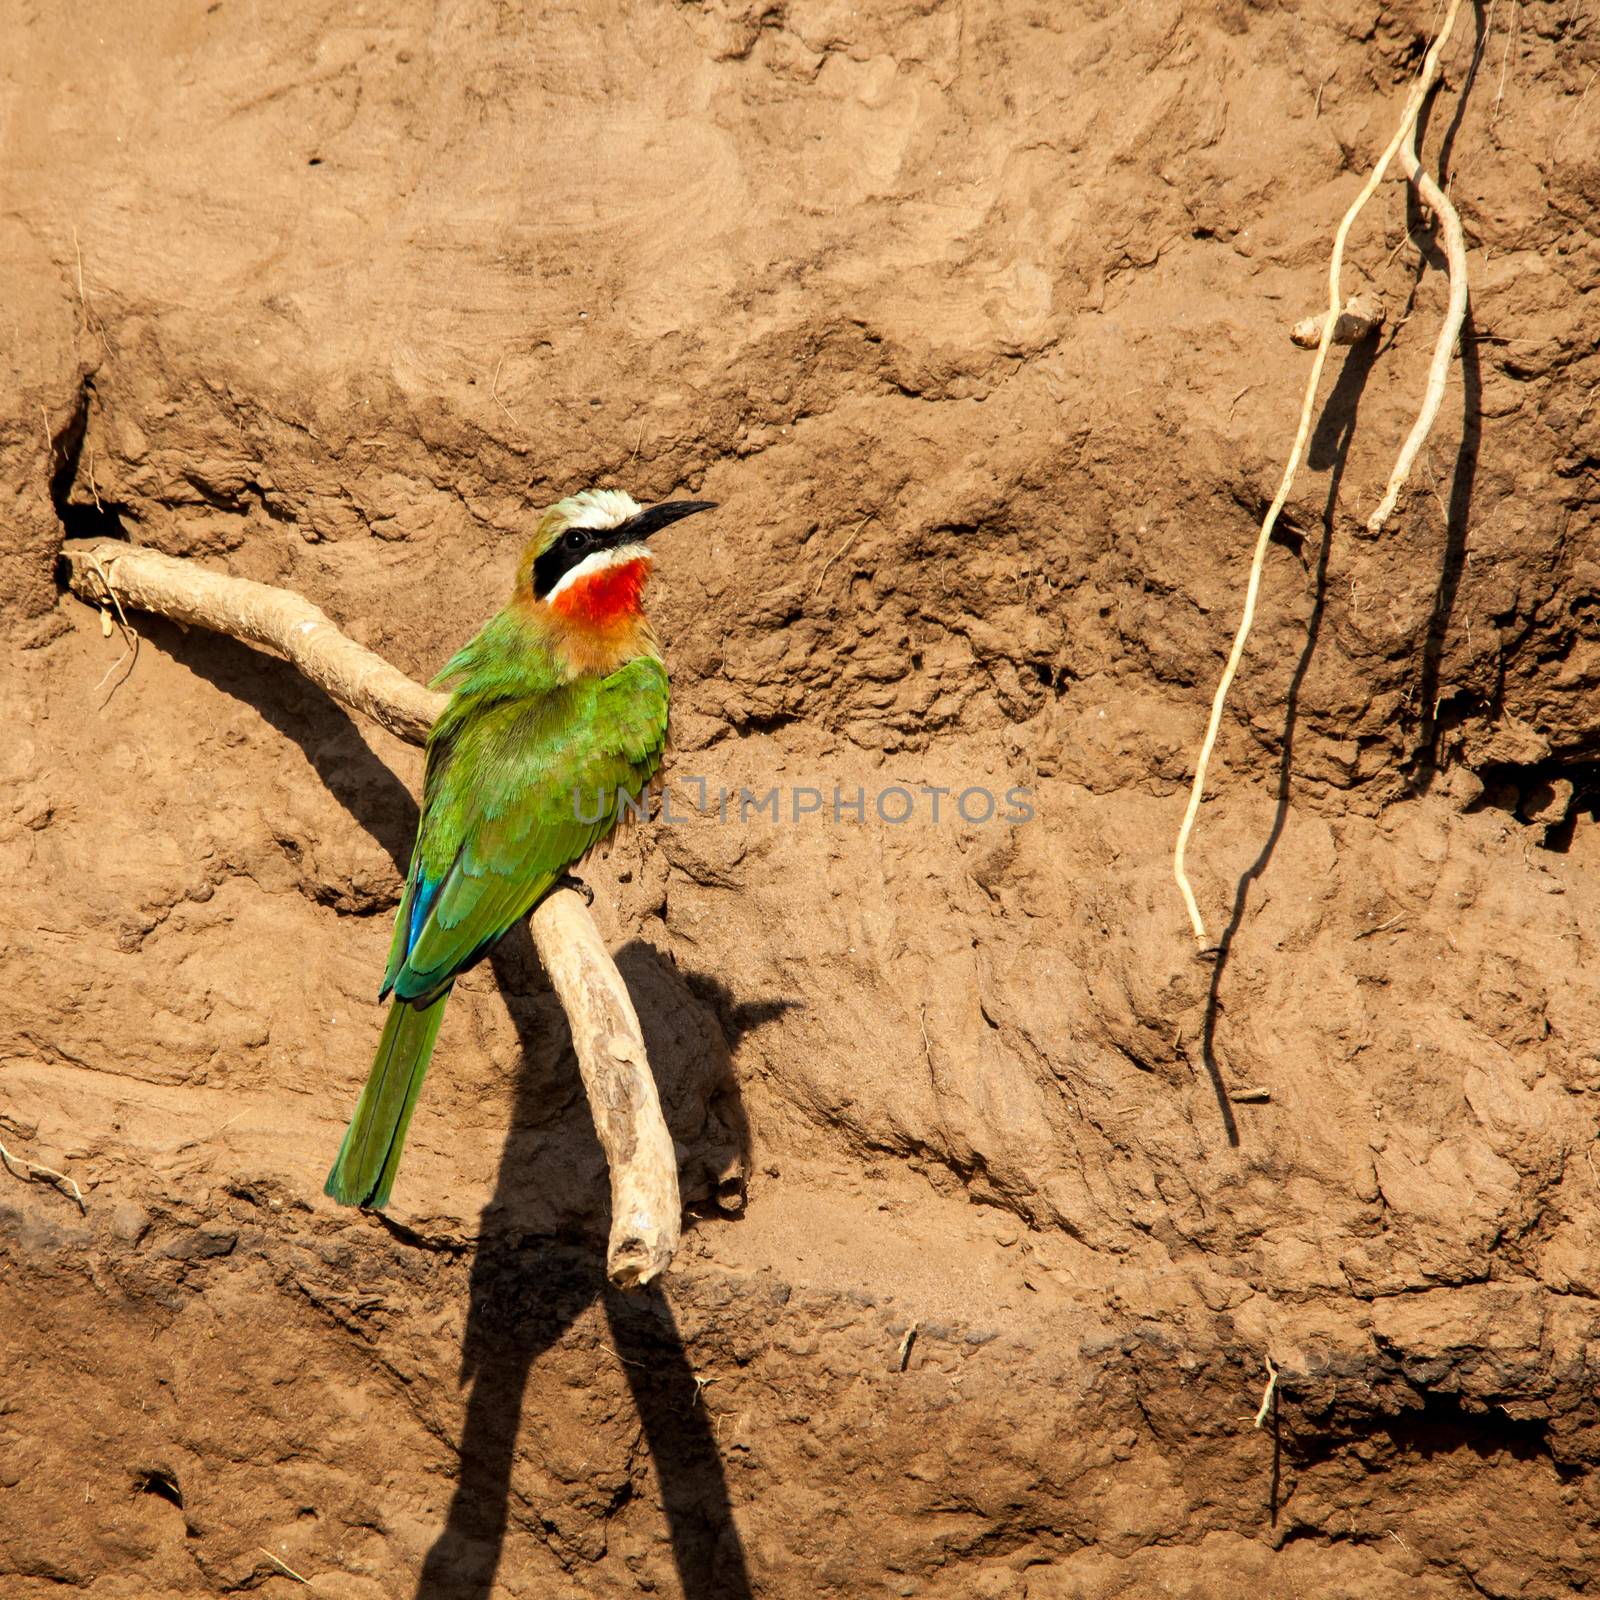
[545,558,658,676]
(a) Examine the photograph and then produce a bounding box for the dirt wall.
[3,1,1600,1595]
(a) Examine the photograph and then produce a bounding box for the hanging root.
[59,536,681,1288]
[1254,1354,1280,1429]
[1172,0,1466,946]
[1366,121,1471,534]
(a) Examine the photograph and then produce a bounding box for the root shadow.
[1402,58,1486,787]
[1200,337,1381,1140]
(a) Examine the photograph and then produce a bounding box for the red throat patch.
[549,557,650,630]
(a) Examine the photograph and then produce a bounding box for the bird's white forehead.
[557,488,642,532]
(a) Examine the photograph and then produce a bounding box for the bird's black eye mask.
[531,500,717,599]
[532,524,600,598]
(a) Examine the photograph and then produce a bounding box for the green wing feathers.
[388,654,670,1002]
[325,646,669,1210]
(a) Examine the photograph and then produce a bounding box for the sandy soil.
[3,0,1600,1595]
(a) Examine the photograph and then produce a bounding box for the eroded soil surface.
[4,1,1600,1595]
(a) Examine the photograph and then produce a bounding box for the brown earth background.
[4,1,1600,1595]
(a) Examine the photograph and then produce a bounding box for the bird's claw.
[555,872,594,907]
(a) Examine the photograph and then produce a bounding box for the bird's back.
[383,613,669,1003]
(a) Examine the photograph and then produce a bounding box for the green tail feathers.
[324,989,451,1210]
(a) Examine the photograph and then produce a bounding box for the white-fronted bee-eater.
[325,489,715,1209]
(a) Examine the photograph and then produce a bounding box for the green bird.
[324,488,715,1210]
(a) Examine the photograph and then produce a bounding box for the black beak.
[621,500,717,541]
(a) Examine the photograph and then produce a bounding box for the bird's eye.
[562,529,588,552]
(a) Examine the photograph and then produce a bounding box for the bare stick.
[530,893,680,1287]
[897,1322,919,1371]
[1365,125,1471,534]
[1171,0,1464,946]
[61,536,682,1287]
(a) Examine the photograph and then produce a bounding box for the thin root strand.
[0,1134,86,1212]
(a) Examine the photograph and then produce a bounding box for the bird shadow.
[415,924,760,1600]
[141,624,762,1597]
[1199,335,1381,1143]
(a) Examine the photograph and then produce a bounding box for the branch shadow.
[1267,1382,1282,1527]
[139,620,423,867]
[141,627,757,1598]
[1199,337,1381,1141]
[613,948,800,1210]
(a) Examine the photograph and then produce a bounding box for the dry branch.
[530,893,681,1288]
[1171,0,1465,947]
[1254,1354,1280,1429]
[61,536,681,1288]
[66,538,444,745]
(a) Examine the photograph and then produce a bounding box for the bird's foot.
[555,872,594,907]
